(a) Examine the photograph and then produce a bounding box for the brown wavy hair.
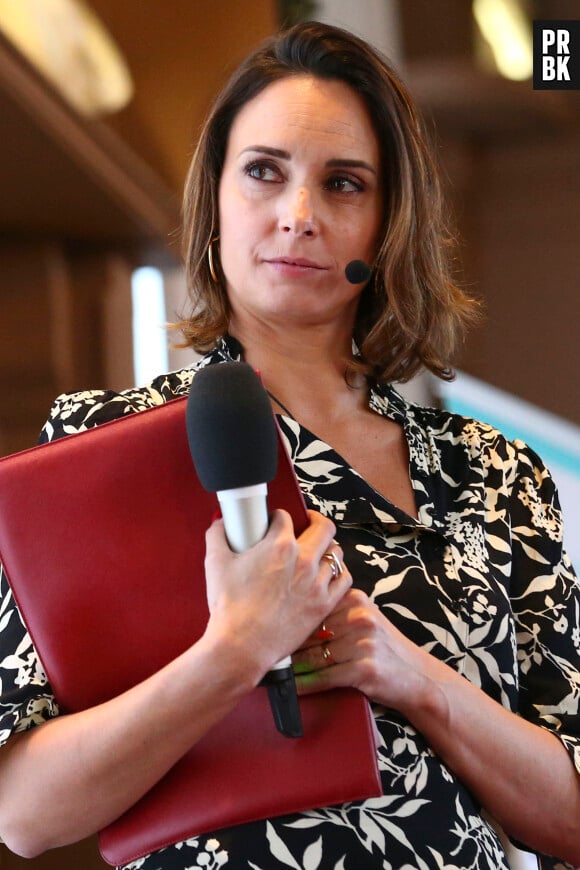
[177,21,479,383]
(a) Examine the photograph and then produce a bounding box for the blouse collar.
[209,334,442,532]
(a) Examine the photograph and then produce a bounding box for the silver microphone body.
[217,483,293,675]
[217,483,268,553]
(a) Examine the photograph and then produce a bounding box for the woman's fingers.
[293,589,388,695]
[268,509,352,603]
[294,587,431,712]
[297,587,368,650]
[204,508,352,675]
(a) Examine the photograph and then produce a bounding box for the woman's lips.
[264,257,327,276]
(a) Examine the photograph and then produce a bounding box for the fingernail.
[210,509,222,523]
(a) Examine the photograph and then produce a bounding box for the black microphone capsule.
[186,362,278,493]
[345,259,372,285]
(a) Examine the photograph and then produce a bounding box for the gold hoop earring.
[207,236,220,283]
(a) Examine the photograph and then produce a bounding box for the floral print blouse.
[0,335,579,870]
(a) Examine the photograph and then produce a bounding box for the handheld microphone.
[186,362,303,738]
[345,259,372,285]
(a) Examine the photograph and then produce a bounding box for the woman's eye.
[245,162,281,183]
[326,176,363,193]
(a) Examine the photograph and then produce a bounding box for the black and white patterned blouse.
[1,335,579,870]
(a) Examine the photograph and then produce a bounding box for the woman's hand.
[292,587,435,713]
[293,589,580,864]
[203,509,353,682]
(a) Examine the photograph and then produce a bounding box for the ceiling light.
[473,0,533,81]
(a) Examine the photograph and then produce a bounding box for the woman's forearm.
[0,628,258,858]
[296,590,580,864]
[401,649,580,864]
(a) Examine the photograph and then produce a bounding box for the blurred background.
[0,2,578,865]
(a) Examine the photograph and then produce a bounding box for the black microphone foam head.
[186,362,278,492]
[345,259,372,285]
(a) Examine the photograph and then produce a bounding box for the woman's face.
[218,74,383,336]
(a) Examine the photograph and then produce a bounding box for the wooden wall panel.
[0,243,136,454]
[456,133,580,424]
[0,837,107,870]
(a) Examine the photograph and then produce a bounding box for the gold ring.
[322,644,335,666]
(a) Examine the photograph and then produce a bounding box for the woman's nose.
[279,187,317,236]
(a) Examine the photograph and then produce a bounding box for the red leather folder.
[0,395,381,867]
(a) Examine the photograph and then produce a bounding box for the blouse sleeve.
[509,441,580,774]
[38,387,151,444]
[0,564,59,746]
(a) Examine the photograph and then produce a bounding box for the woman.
[1,21,579,870]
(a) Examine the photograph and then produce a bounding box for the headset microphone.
[345,260,372,285]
